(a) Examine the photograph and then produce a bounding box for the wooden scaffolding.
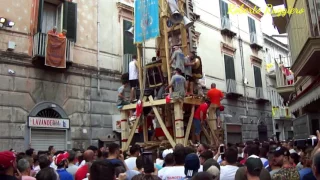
[120,0,224,151]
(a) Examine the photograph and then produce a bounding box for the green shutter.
[224,55,236,80]
[220,0,229,18]
[254,66,262,87]
[63,1,77,42]
[37,0,44,32]
[123,20,137,55]
[248,17,256,33]
[224,2,229,19]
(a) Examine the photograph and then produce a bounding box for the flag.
[136,100,143,117]
[45,34,67,68]
[134,0,160,43]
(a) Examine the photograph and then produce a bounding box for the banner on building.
[134,0,160,43]
[45,34,67,68]
[28,117,70,129]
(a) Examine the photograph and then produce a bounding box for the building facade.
[269,0,320,138]
[194,0,274,143]
[263,33,294,141]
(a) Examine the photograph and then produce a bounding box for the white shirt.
[129,60,138,80]
[125,157,137,170]
[199,165,203,172]
[158,166,185,180]
[156,159,164,167]
[220,165,239,180]
[50,161,57,170]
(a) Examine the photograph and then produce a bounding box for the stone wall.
[221,97,273,142]
[0,52,122,151]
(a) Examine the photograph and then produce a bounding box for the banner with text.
[28,117,70,129]
[134,0,160,43]
[45,34,67,68]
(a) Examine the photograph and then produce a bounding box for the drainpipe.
[97,0,101,95]
[237,15,248,115]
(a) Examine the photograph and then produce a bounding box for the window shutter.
[219,0,229,18]
[254,66,262,87]
[63,1,77,42]
[219,0,224,18]
[123,20,137,55]
[224,2,229,19]
[248,17,256,33]
[38,0,44,32]
[224,55,236,80]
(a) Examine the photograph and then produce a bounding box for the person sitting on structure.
[170,46,185,76]
[58,29,67,38]
[48,26,58,36]
[193,99,211,144]
[117,80,130,108]
[165,68,187,110]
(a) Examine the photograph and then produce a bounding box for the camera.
[294,138,318,147]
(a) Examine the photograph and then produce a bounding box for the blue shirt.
[299,168,312,180]
[56,169,73,180]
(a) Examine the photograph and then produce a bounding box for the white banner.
[28,117,70,129]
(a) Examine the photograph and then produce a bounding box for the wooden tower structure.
[120,0,224,151]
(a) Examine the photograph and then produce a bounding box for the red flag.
[219,105,225,111]
[136,100,143,117]
[165,94,171,104]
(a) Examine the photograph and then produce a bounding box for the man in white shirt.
[158,147,186,180]
[220,146,239,180]
[124,144,140,170]
[66,150,79,179]
[128,55,139,102]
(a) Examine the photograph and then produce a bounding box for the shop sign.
[28,117,70,129]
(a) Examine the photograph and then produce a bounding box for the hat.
[273,146,290,157]
[0,151,16,169]
[289,149,297,154]
[203,158,220,171]
[245,156,263,176]
[184,153,200,178]
[162,149,173,159]
[55,152,69,165]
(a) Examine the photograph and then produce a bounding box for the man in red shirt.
[207,83,223,128]
[193,99,210,144]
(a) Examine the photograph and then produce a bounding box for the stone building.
[0,0,152,151]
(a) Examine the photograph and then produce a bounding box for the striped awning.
[290,84,320,113]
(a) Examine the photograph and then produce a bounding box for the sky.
[254,0,284,36]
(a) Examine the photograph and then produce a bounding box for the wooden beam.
[149,96,176,148]
[120,111,129,150]
[174,102,184,144]
[124,115,141,151]
[201,125,211,143]
[121,96,202,110]
[137,44,143,96]
[184,105,195,146]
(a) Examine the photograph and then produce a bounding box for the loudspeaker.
[183,16,193,29]
[167,0,183,24]
[125,26,134,39]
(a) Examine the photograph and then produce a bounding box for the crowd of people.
[2,132,320,180]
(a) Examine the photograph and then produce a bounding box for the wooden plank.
[137,44,143,96]
[184,105,195,146]
[124,115,141,151]
[174,102,184,144]
[149,96,176,148]
[120,111,129,150]
[121,97,202,110]
[201,124,211,143]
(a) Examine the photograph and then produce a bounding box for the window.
[224,55,236,80]
[123,20,137,55]
[248,17,256,34]
[253,66,262,87]
[219,0,229,19]
[38,0,77,42]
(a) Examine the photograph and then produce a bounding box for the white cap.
[289,149,297,154]
[248,155,259,159]
[162,149,173,159]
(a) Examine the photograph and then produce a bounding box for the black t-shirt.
[0,174,18,180]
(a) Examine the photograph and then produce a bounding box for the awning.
[272,15,287,34]
[290,84,320,113]
[265,0,284,6]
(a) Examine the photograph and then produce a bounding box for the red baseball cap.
[0,151,16,169]
[55,152,69,165]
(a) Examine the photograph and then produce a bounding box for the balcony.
[275,61,295,102]
[220,16,236,38]
[272,106,293,120]
[32,32,74,68]
[249,32,263,51]
[264,0,284,6]
[287,0,320,76]
[225,79,242,98]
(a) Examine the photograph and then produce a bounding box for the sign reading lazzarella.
[28,117,70,129]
